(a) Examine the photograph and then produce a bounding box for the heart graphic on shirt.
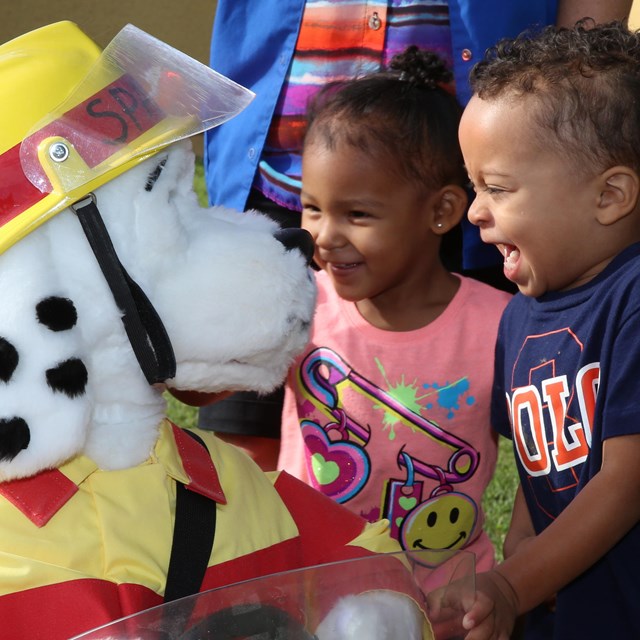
[311,453,340,484]
[301,420,369,504]
[399,496,417,511]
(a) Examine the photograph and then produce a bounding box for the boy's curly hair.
[305,46,466,191]
[470,20,640,173]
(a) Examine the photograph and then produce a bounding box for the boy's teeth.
[504,246,520,267]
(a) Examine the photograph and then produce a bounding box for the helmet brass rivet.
[49,142,69,163]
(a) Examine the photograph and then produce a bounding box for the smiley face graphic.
[400,491,478,567]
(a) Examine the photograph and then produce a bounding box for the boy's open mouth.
[502,244,520,270]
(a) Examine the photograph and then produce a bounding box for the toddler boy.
[435,19,640,639]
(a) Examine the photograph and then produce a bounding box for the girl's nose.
[314,218,345,250]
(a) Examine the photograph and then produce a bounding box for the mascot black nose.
[274,228,315,266]
[0,417,30,461]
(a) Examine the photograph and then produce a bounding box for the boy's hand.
[461,570,519,639]
[426,569,519,640]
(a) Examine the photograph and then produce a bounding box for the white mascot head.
[0,21,316,480]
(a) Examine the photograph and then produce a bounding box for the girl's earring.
[436,222,444,229]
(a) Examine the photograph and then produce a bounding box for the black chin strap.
[71,194,176,385]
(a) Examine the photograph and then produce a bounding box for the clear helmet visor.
[17,23,253,220]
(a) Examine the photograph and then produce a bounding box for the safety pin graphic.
[300,347,479,484]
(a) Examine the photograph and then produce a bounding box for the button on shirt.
[254,0,455,212]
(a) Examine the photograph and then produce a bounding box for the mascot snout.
[274,227,315,264]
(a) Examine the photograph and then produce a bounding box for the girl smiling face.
[300,139,458,329]
[459,94,620,298]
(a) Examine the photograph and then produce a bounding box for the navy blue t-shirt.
[492,243,640,639]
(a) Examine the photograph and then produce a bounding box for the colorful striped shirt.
[254,0,453,211]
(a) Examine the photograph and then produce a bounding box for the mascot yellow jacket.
[0,421,407,637]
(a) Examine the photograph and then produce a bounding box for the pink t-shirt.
[279,271,511,572]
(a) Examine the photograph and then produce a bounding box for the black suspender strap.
[164,430,218,603]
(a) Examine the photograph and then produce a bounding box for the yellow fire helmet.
[0,21,254,255]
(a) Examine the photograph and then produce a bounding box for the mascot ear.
[71,195,176,385]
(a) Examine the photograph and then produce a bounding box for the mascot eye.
[145,157,168,192]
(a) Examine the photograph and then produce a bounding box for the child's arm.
[461,433,640,639]
[502,485,534,560]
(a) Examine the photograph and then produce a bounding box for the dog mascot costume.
[0,22,435,640]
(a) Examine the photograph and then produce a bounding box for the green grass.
[483,436,519,560]
[193,155,208,207]
[183,156,519,556]
[165,392,199,430]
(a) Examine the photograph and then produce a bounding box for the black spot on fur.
[0,417,30,461]
[145,157,167,191]
[36,297,78,332]
[46,358,88,398]
[0,337,18,382]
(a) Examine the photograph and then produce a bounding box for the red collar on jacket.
[0,421,225,527]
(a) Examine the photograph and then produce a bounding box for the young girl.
[277,47,512,573]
